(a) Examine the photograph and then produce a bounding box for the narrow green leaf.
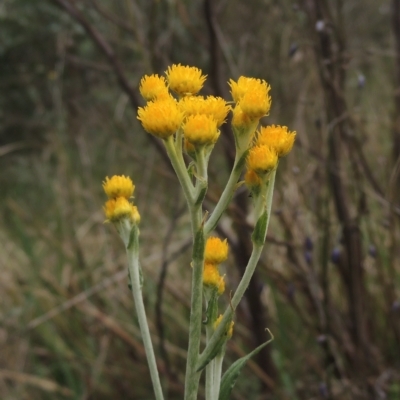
[196,334,226,372]
[218,331,274,400]
[197,315,234,372]
[193,226,205,262]
[204,290,219,325]
[127,225,139,251]
[251,210,268,246]
[138,263,144,288]
[195,184,208,206]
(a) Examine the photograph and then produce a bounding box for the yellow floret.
[203,263,221,289]
[244,169,262,188]
[179,96,231,126]
[240,90,271,119]
[256,125,296,157]
[205,237,229,264]
[231,104,254,130]
[137,97,184,139]
[246,145,278,174]
[182,114,219,145]
[139,74,169,101]
[103,175,135,199]
[166,64,206,96]
[217,275,225,295]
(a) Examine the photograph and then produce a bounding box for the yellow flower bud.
[246,145,278,175]
[203,263,221,289]
[240,90,271,119]
[205,237,229,264]
[229,76,271,104]
[166,64,206,96]
[183,114,219,145]
[179,96,231,126]
[139,74,169,101]
[137,97,184,139]
[104,197,135,222]
[103,175,135,199]
[256,125,296,157]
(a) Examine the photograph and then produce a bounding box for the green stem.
[205,149,246,235]
[184,225,205,400]
[175,127,183,155]
[205,324,215,400]
[184,148,211,399]
[164,136,195,206]
[126,227,164,400]
[264,168,276,226]
[212,351,224,399]
[198,170,277,369]
[196,147,208,186]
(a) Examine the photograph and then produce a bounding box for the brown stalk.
[301,0,371,375]
[392,0,400,170]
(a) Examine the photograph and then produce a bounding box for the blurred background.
[1,0,400,399]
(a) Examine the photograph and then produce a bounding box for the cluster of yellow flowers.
[202,237,229,295]
[137,64,230,147]
[103,175,140,224]
[137,64,296,188]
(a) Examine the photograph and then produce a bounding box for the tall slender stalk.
[198,170,276,369]
[126,226,164,400]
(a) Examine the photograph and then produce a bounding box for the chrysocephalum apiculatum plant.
[102,64,296,400]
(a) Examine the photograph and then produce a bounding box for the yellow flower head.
[244,169,262,188]
[139,74,169,101]
[137,97,184,139]
[256,125,296,157]
[203,262,221,289]
[179,96,231,126]
[103,175,135,199]
[240,90,271,119]
[166,64,207,96]
[229,76,271,103]
[183,114,219,145]
[214,314,234,339]
[104,197,139,222]
[205,237,229,264]
[247,145,278,174]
